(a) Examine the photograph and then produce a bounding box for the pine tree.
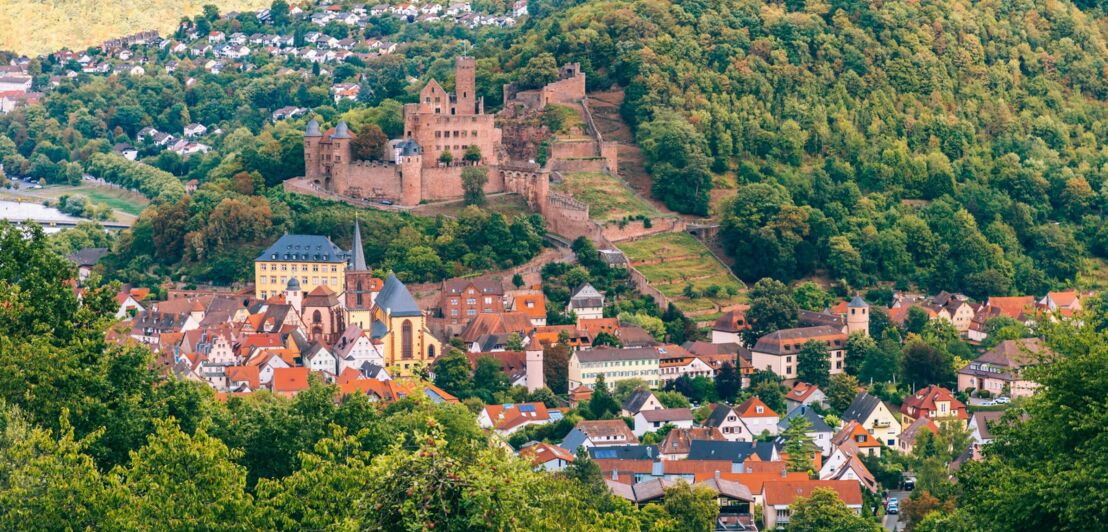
[781,415,817,474]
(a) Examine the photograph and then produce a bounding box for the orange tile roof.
[272,367,310,394]
[519,442,575,466]
[987,296,1036,320]
[512,292,547,319]
[736,396,778,418]
[763,480,863,506]
[226,365,260,389]
[580,318,619,338]
[336,367,364,385]
[832,421,881,449]
[482,402,551,431]
[788,382,822,403]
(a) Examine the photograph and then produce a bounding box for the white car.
[979,400,996,406]
[994,396,1010,404]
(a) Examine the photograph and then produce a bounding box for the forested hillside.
[504,0,1108,296]
[0,0,268,55]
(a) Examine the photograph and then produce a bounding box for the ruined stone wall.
[600,217,688,243]
[601,141,619,175]
[541,74,586,105]
[551,158,608,173]
[550,139,599,159]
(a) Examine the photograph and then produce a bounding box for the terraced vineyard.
[617,232,745,318]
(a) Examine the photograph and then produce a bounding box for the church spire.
[351,218,368,272]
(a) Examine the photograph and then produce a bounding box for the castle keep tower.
[328,121,353,195]
[455,56,478,115]
[304,119,322,183]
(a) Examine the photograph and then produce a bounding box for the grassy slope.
[617,232,746,316]
[0,0,269,55]
[553,171,660,222]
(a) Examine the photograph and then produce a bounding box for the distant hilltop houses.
[1,0,531,116]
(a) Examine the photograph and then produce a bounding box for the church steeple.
[351,218,368,272]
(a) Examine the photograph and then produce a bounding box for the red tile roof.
[900,385,967,421]
[482,402,551,431]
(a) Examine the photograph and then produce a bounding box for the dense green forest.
[502,0,1108,295]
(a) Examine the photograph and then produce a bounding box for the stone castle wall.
[420,165,506,202]
[343,162,402,199]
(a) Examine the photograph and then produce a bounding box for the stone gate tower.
[846,295,870,337]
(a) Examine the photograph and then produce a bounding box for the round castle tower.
[398,139,423,206]
[846,295,869,337]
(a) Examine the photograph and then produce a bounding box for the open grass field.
[0,0,268,56]
[553,171,661,223]
[1,182,149,224]
[617,232,746,315]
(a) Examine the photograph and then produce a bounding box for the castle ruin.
[300,57,614,210]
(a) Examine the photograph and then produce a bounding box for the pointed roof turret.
[848,295,869,308]
[305,118,322,137]
[351,219,368,271]
[332,120,352,139]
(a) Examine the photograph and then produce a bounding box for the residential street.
[883,490,909,531]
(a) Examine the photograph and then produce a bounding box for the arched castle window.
[313,310,322,324]
[356,280,364,306]
[428,345,435,359]
[401,320,413,359]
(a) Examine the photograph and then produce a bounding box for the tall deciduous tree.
[350,123,387,161]
[461,166,488,206]
[744,278,799,345]
[787,488,882,531]
[797,340,830,388]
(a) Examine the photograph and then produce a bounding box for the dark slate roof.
[622,388,656,414]
[687,440,775,462]
[778,405,832,433]
[67,247,109,266]
[588,445,659,461]
[569,283,604,308]
[351,219,368,271]
[842,392,885,423]
[305,118,322,137]
[398,139,421,156]
[848,295,869,308]
[257,234,349,263]
[332,120,352,139]
[376,273,422,317]
[702,404,734,429]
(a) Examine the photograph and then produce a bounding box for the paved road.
[883,490,908,531]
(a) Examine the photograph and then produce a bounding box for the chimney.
[612,469,618,481]
[714,470,720,480]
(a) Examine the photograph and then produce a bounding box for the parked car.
[994,396,1010,404]
[979,400,996,406]
[887,498,899,515]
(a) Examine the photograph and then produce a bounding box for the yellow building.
[567,347,661,390]
[254,234,349,299]
[370,273,442,377]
